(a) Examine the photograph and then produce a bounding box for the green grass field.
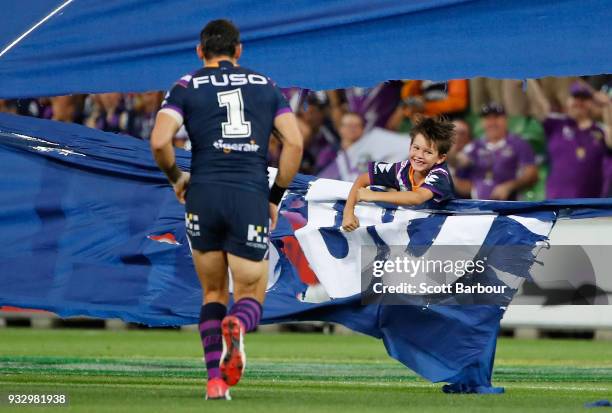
[0,328,610,412]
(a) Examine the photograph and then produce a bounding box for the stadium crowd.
[1,75,611,200]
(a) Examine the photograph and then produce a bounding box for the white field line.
[0,378,608,393]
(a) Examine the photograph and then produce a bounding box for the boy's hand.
[342,212,360,232]
[357,187,377,202]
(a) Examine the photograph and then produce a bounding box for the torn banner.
[2,113,612,393]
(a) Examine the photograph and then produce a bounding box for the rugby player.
[150,19,303,400]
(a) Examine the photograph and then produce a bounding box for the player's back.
[161,61,290,194]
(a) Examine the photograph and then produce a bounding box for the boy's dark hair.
[200,20,240,60]
[410,116,455,155]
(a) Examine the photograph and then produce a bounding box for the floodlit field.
[0,328,610,412]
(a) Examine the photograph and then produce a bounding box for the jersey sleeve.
[368,161,401,190]
[420,167,454,202]
[273,85,292,118]
[159,77,190,127]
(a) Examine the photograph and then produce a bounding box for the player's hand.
[269,202,279,231]
[342,212,360,232]
[357,187,376,202]
[490,181,514,200]
[172,172,190,204]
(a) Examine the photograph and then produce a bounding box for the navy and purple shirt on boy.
[367,160,455,203]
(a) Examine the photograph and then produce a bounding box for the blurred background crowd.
[1,75,611,200]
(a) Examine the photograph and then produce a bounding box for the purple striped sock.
[199,302,226,381]
[229,297,262,333]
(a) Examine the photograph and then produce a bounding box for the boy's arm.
[342,172,371,231]
[358,186,434,206]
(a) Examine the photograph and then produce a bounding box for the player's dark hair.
[200,19,240,60]
[410,116,455,155]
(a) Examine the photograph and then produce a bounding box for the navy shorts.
[185,183,269,261]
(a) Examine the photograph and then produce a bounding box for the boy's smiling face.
[409,133,446,173]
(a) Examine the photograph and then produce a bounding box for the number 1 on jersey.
[217,89,251,138]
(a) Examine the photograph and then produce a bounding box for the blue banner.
[1,0,611,97]
[1,113,612,393]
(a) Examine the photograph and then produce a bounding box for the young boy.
[342,117,455,231]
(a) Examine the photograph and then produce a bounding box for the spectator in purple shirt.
[318,112,366,181]
[528,80,612,198]
[38,95,82,123]
[298,94,339,174]
[456,103,538,200]
[128,91,163,139]
[84,93,132,135]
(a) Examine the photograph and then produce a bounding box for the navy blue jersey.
[160,60,291,193]
[368,160,455,203]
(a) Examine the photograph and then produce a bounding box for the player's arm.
[268,111,303,231]
[272,112,303,190]
[357,186,434,206]
[526,79,551,121]
[342,173,371,232]
[150,111,189,203]
[151,111,180,181]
